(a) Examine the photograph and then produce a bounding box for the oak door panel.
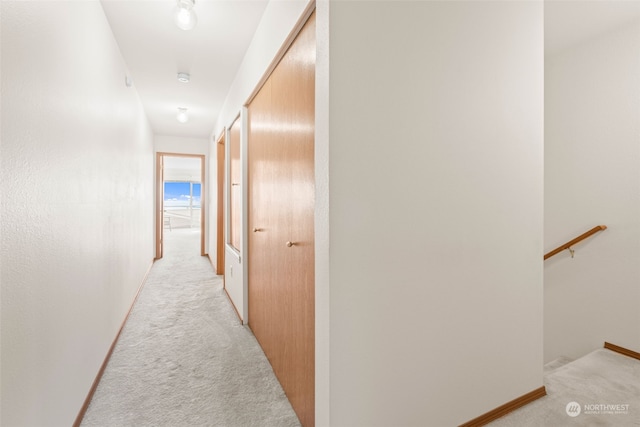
[247,11,316,427]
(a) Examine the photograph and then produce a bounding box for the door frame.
[155,152,206,259]
[216,131,226,274]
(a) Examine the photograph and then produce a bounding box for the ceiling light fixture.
[177,72,190,83]
[175,0,197,31]
[177,108,189,123]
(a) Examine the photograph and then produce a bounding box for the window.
[164,181,201,229]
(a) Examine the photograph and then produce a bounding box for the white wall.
[544,19,640,362]
[0,2,155,426]
[210,0,312,322]
[324,2,543,425]
[155,134,209,156]
[315,2,330,424]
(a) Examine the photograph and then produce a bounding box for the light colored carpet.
[81,228,300,427]
[543,356,573,376]
[489,348,640,426]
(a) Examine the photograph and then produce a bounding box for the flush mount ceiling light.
[177,72,190,83]
[177,108,189,123]
[175,0,197,31]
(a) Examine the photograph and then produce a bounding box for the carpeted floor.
[489,348,640,426]
[81,228,300,427]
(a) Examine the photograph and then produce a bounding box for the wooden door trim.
[155,152,207,257]
[155,152,164,260]
[73,261,154,426]
[215,130,226,275]
[199,154,206,256]
[604,342,640,360]
[459,386,547,427]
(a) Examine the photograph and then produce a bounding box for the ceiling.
[100,0,269,140]
[545,0,640,55]
[99,0,640,141]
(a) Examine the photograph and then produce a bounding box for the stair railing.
[544,225,607,260]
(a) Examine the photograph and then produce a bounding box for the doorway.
[155,153,206,259]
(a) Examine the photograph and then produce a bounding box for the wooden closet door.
[247,77,280,361]
[247,11,316,427]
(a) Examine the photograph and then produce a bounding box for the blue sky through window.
[164,182,201,208]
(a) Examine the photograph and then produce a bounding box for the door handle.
[253,228,262,233]
[286,241,295,247]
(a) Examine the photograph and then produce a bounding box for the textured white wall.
[315,2,330,424]
[544,19,640,362]
[326,2,543,425]
[155,134,209,156]
[0,2,154,425]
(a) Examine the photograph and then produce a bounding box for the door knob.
[253,228,262,232]
[286,241,295,247]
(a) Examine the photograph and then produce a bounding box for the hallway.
[81,229,299,426]
[3,1,640,425]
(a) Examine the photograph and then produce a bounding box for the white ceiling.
[100,0,269,140]
[545,0,640,55]
[99,0,640,142]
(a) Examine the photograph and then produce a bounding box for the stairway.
[488,347,640,426]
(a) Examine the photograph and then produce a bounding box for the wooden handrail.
[544,225,607,260]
